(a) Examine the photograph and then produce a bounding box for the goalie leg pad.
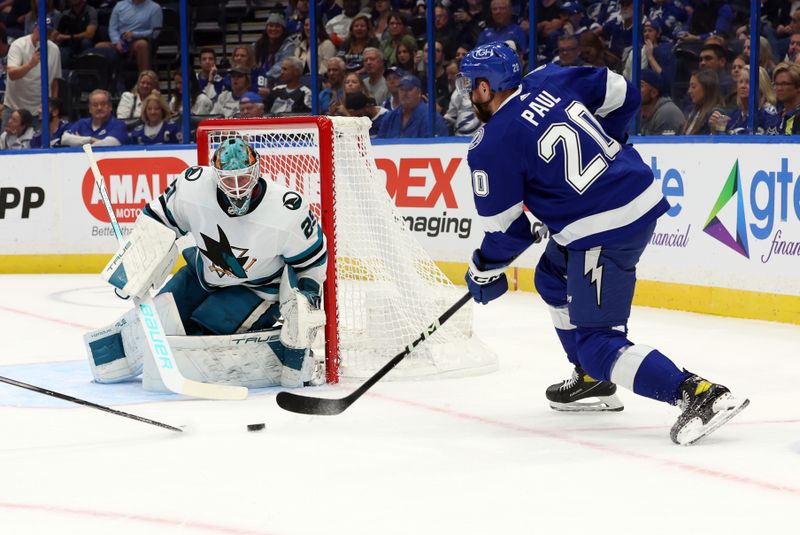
[84,293,185,383]
[142,329,287,391]
[279,266,325,349]
[102,215,178,300]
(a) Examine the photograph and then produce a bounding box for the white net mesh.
[203,117,497,381]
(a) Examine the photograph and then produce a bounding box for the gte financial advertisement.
[0,142,797,297]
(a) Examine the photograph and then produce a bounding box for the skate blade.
[549,394,624,412]
[676,397,750,446]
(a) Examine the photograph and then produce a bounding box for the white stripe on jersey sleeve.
[594,70,628,118]
[551,180,663,246]
[477,201,525,233]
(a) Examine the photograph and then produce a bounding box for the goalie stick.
[0,375,182,432]
[83,144,247,401]
[276,292,472,415]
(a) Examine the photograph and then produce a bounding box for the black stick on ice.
[0,375,183,433]
[276,292,473,416]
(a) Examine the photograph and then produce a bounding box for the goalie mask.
[211,137,261,216]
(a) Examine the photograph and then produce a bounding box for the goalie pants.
[159,247,281,336]
[533,222,690,404]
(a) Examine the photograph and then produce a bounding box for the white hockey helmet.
[211,137,261,215]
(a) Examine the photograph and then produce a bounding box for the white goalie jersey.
[142,165,327,300]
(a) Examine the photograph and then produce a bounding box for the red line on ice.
[0,305,94,330]
[0,501,280,535]
[371,392,800,497]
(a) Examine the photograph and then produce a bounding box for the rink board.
[0,140,797,324]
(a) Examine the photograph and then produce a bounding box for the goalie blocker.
[84,293,325,390]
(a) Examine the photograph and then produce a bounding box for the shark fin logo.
[199,225,256,278]
[703,160,750,258]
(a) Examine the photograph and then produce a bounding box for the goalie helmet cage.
[197,116,497,383]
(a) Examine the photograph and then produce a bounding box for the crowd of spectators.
[0,0,799,149]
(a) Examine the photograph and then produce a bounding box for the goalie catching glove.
[102,216,178,300]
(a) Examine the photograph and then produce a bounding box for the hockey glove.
[466,249,509,305]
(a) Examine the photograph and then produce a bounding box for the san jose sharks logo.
[199,225,257,278]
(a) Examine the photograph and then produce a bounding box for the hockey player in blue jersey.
[458,42,749,445]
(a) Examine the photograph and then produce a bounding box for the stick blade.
[181,381,249,401]
[276,391,350,415]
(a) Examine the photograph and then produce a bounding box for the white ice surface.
[0,274,798,535]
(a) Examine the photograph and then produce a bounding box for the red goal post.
[197,116,496,384]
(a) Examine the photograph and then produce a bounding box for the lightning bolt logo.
[583,247,603,307]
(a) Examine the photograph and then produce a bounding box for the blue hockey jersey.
[467,64,670,265]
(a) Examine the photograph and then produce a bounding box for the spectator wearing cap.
[639,69,685,135]
[129,94,180,145]
[3,17,61,129]
[319,56,346,113]
[54,0,97,68]
[326,0,361,47]
[476,0,526,54]
[543,1,587,58]
[362,47,388,104]
[377,74,448,138]
[238,91,265,118]
[61,89,128,147]
[31,97,69,148]
[97,0,162,72]
[253,13,299,98]
[338,13,379,71]
[0,108,33,149]
[212,66,252,118]
[380,12,417,67]
[623,19,674,83]
[699,44,734,104]
[265,57,312,115]
[381,65,405,110]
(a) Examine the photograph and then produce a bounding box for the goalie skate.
[546,366,624,412]
[670,375,749,446]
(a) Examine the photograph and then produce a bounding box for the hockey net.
[197,116,496,383]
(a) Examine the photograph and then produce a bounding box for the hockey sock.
[610,345,692,404]
[554,328,580,366]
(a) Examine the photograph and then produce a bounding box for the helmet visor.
[455,73,473,97]
[215,161,259,200]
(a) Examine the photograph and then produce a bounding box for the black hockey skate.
[670,375,749,446]
[546,366,624,412]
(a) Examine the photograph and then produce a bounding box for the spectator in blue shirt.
[97,0,162,71]
[129,94,180,145]
[61,89,129,147]
[476,0,526,53]
[377,74,448,138]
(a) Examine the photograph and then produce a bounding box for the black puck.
[246,423,266,432]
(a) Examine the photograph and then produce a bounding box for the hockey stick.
[83,144,247,401]
[276,292,473,415]
[0,375,182,432]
